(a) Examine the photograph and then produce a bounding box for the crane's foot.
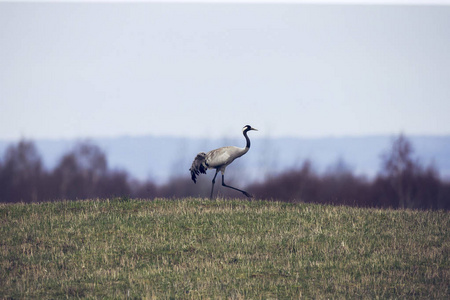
[242,191,253,198]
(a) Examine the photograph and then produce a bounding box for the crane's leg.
[210,170,219,199]
[221,174,253,198]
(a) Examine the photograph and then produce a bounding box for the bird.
[189,125,258,199]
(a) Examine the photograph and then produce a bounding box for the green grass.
[1,198,449,299]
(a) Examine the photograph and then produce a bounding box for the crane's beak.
[251,127,258,131]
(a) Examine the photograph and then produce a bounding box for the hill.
[1,198,448,298]
[1,135,450,183]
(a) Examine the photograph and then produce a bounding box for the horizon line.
[1,132,450,143]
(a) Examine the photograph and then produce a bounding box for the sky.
[1,1,450,141]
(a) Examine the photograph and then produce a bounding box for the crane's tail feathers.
[189,152,208,183]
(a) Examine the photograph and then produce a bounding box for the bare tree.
[0,140,43,202]
[381,134,417,208]
[52,141,108,199]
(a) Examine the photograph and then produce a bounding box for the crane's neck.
[243,129,251,150]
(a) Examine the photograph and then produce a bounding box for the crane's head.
[243,125,258,132]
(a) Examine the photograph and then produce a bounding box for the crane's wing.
[189,152,207,183]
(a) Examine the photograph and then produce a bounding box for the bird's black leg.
[210,170,219,199]
[221,174,253,198]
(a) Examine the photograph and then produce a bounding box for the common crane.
[189,125,258,199]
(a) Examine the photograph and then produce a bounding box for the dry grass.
[1,197,449,298]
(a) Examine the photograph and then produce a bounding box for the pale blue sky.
[1,1,450,140]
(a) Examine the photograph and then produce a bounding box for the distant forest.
[0,134,448,210]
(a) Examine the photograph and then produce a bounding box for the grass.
[1,197,449,299]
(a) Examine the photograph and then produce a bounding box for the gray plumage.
[189,125,257,199]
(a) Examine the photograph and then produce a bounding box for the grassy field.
[1,198,449,299]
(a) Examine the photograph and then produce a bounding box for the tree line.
[0,135,448,209]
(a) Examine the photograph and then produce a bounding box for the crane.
[189,125,258,199]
